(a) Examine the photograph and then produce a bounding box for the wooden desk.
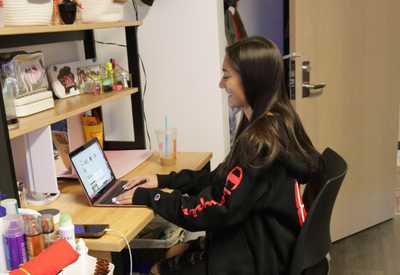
[28,151,212,264]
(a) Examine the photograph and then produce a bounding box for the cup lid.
[60,213,73,227]
[3,214,24,236]
[155,128,178,134]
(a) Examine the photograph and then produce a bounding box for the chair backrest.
[289,148,348,275]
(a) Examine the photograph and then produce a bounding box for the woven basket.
[80,0,124,24]
[4,0,52,27]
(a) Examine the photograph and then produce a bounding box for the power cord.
[105,228,133,275]
[94,41,127,48]
[94,41,152,149]
[139,54,151,150]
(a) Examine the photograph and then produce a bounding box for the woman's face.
[219,55,252,119]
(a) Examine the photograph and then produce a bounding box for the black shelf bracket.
[0,30,94,49]
[83,30,96,60]
[102,26,145,150]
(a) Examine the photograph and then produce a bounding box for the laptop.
[69,137,132,207]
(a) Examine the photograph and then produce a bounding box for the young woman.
[114,36,324,275]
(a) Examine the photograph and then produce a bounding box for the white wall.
[97,0,229,169]
[237,0,284,54]
[0,42,85,71]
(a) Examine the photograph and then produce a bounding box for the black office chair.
[289,148,348,275]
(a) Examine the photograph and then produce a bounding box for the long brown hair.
[217,36,324,208]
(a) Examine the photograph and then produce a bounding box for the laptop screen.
[69,138,116,201]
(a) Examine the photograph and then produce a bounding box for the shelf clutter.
[0,0,140,135]
[77,62,132,95]
[47,59,132,98]
[0,50,134,138]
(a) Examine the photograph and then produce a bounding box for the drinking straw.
[165,115,168,157]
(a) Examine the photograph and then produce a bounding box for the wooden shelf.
[0,21,143,36]
[8,88,138,139]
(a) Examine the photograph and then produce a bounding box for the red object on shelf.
[9,239,79,275]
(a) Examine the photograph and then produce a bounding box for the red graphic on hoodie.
[295,180,307,226]
[181,167,243,217]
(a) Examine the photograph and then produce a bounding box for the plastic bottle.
[23,215,45,260]
[51,0,61,25]
[76,238,88,256]
[0,0,4,28]
[0,199,18,215]
[0,206,8,273]
[58,213,76,250]
[3,214,27,270]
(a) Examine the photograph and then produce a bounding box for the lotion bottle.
[58,213,76,250]
[0,206,8,273]
[23,215,45,260]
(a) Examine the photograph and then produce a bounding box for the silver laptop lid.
[69,137,116,204]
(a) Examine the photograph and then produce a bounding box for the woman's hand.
[112,188,137,205]
[112,174,158,205]
[123,174,158,190]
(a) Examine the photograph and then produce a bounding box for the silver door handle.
[302,61,326,98]
[302,83,326,90]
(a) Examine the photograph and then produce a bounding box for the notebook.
[68,137,137,207]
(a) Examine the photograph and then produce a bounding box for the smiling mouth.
[227,93,232,98]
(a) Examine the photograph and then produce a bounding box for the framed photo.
[47,59,98,99]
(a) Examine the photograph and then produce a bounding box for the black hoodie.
[132,117,320,275]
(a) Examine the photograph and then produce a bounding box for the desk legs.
[202,161,211,172]
[112,250,131,275]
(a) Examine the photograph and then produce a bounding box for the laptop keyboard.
[100,180,128,205]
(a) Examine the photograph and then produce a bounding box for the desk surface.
[29,151,212,252]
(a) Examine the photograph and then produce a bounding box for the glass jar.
[17,181,27,208]
[1,78,19,129]
[75,5,82,24]
[51,0,61,25]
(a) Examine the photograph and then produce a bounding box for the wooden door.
[290,0,400,241]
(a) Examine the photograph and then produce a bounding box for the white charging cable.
[105,228,133,275]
